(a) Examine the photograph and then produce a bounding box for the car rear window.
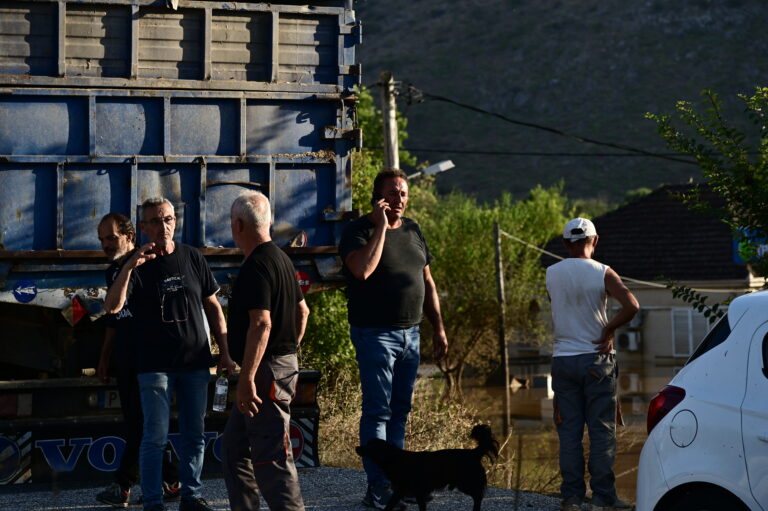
[686,315,732,365]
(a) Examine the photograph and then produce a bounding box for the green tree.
[647,88,768,278]
[409,184,569,395]
[300,288,356,380]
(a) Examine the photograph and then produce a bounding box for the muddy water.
[462,361,680,504]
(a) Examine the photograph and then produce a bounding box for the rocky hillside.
[354,0,768,201]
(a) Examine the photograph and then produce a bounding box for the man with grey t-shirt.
[546,218,639,511]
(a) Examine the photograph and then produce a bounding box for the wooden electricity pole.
[380,70,399,169]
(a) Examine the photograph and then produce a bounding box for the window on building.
[671,308,712,357]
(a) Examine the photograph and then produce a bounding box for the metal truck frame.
[0,0,359,486]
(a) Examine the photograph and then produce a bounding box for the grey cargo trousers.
[551,352,619,503]
[221,354,305,511]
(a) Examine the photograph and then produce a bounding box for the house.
[543,184,764,374]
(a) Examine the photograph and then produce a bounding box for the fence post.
[494,222,511,437]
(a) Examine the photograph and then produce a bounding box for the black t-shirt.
[105,250,138,370]
[227,241,304,366]
[128,243,218,373]
[339,216,433,328]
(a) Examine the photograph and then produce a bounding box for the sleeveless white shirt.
[546,258,611,357]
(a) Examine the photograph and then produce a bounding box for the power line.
[367,146,696,159]
[366,82,699,166]
[409,86,698,166]
[499,229,751,293]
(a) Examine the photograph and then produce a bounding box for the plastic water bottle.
[212,370,228,412]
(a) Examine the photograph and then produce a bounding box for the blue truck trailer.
[0,0,360,487]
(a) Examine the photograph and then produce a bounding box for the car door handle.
[759,434,768,443]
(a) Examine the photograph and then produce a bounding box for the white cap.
[563,218,597,240]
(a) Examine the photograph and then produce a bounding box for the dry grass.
[318,375,481,469]
[489,426,561,495]
[317,374,559,494]
[318,373,641,500]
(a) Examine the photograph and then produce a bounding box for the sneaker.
[362,483,406,511]
[561,495,584,511]
[588,496,633,510]
[179,497,214,511]
[96,482,130,508]
[134,482,181,505]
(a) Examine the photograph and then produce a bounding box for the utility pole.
[494,221,511,438]
[380,70,399,169]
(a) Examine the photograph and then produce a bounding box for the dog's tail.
[470,424,499,463]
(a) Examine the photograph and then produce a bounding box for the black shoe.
[561,495,584,511]
[362,483,406,511]
[588,496,632,510]
[179,497,214,511]
[134,482,181,505]
[143,505,165,511]
[96,483,130,508]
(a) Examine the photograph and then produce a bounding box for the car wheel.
[659,486,749,511]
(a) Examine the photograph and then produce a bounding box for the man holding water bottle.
[221,191,309,511]
[104,197,234,511]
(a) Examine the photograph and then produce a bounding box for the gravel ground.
[0,466,561,511]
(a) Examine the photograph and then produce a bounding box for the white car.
[636,290,768,511]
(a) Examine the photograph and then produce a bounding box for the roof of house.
[543,184,750,282]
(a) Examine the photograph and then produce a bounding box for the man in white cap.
[546,218,639,511]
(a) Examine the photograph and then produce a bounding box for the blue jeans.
[137,369,210,507]
[551,353,618,503]
[351,325,420,486]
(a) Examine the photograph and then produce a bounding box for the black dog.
[355,424,499,511]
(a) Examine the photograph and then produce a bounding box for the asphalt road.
[0,466,561,511]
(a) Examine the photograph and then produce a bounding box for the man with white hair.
[222,191,309,511]
[104,197,234,511]
[546,217,639,511]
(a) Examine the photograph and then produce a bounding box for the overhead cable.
[405,85,697,165]
[367,146,694,158]
[366,81,698,166]
[499,229,752,293]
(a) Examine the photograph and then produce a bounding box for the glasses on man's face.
[145,215,175,227]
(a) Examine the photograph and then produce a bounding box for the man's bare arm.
[237,309,271,417]
[296,299,309,345]
[423,265,448,360]
[96,327,116,383]
[594,268,640,354]
[203,294,235,376]
[103,242,156,313]
[344,202,391,280]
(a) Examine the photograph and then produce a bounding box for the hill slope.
[354,0,768,201]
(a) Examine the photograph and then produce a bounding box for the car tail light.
[647,385,686,434]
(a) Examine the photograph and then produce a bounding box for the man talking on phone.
[339,169,448,510]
